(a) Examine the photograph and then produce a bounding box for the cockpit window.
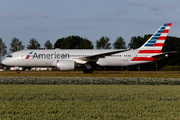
[7,54,12,57]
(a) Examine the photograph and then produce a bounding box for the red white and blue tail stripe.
[131,23,172,62]
[138,23,171,52]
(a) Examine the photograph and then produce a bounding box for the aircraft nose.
[2,59,6,65]
[2,58,8,65]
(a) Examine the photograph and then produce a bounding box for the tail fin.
[138,23,172,54]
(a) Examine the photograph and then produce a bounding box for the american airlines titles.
[33,52,69,59]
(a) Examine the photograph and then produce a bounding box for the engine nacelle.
[57,60,75,71]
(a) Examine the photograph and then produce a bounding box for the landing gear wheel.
[83,69,93,73]
[17,70,20,74]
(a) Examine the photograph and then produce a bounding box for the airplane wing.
[74,49,129,64]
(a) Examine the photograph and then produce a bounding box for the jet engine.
[57,60,75,70]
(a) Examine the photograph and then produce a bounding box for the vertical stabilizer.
[131,23,172,62]
[138,23,172,53]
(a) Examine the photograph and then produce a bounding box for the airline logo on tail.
[132,23,172,61]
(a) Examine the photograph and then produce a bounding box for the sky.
[0,0,180,54]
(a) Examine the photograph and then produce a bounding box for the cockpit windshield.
[7,54,12,57]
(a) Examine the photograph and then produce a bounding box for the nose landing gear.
[17,70,20,73]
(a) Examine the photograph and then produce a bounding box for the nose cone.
[2,58,10,66]
[2,58,7,65]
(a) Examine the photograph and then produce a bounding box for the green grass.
[1,85,180,119]
[1,71,180,78]
[160,65,180,71]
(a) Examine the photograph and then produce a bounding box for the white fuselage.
[2,49,154,68]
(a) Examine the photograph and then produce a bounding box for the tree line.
[0,35,180,70]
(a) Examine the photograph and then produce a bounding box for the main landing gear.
[83,63,93,73]
[83,68,93,73]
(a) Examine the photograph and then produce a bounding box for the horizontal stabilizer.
[148,51,178,59]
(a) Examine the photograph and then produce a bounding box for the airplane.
[2,23,176,73]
